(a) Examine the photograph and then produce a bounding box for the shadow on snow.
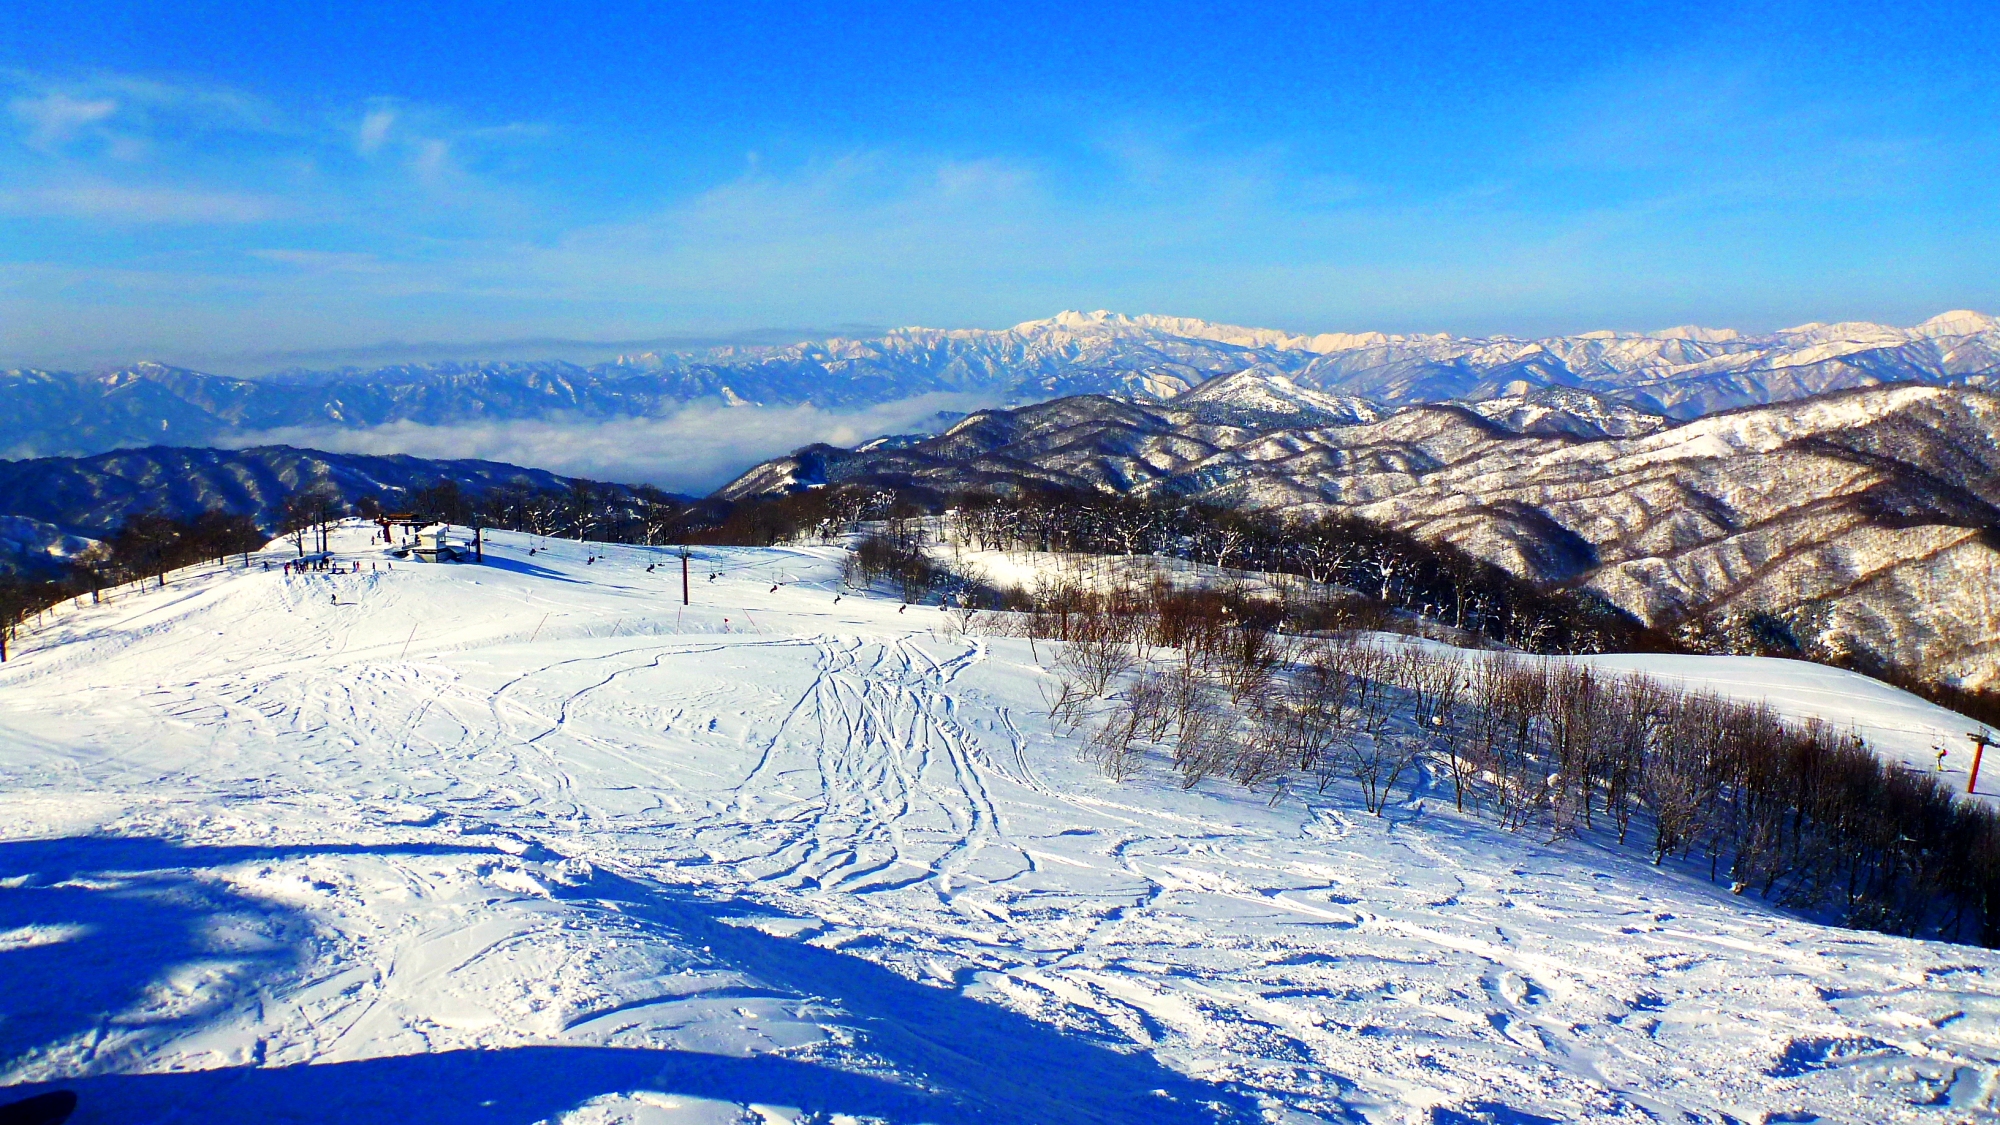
[0,833,1266,1124]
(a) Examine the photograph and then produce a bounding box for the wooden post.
[1971,731,1994,795]
[681,550,690,606]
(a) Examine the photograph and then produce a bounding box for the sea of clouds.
[219,391,993,494]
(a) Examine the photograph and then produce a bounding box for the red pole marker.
[1971,731,1993,795]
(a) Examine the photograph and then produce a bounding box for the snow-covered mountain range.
[722,380,2000,688]
[4,309,1995,459]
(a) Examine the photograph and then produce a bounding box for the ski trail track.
[5,528,2000,1122]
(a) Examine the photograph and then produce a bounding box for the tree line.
[936,488,1668,655]
[780,483,1999,734]
[1008,577,2000,946]
[4,474,1993,735]
[0,508,265,659]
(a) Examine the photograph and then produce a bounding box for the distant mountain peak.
[1647,325,1742,343]
[1918,310,2000,337]
[1173,369,1381,425]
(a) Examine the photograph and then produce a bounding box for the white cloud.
[411,137,453,186]
[9,92,118,150]
[248,248,387,272]
[0,182,283,223]
[4,72,288,154]
[218,392,995,493]
[357,105,396,155]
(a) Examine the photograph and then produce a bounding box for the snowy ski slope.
[3,525,1999,1123]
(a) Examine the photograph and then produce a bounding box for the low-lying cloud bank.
[219,393,994,494]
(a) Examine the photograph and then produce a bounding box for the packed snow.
[3,525,2000,1123]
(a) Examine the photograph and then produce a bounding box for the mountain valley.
[724,380,2000,687]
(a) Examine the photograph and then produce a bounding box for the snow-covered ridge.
[1170,369,1382,424]
[724,382,2000,688]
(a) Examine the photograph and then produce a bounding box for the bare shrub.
[1267,637,1359,778]
[1126,668,1175,744]
[1172,689,1231,789]
[1087,699,1148,781]
[1346,732,1420,815]
[1216,623,1279,703]
[1046,615,1136,708]
[1037,668,1089,731]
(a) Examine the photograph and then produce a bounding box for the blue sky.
[2,0,1996,370]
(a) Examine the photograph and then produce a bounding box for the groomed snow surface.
[3,526,1999,1123]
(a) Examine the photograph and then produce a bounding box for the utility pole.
[681,548,691,606]
[1971,730,1994,795]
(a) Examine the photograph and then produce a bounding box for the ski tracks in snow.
[692,634,1025,908]
[12,536,2000,1123]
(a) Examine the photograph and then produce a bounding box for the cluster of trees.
[0,508,265,659]
[1013,579,2000,945]
[842,532,962,603]
[439,480,687,545]
[264,479,678,549]
[655,481,1657,657]
[938,488,1661,655]
[91,510,266,586]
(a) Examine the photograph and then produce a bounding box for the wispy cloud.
[356,103,395,155]
[248,248,385,271]
[0,182,284,222]
[2,71,288,155]
[9,92,118,150]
